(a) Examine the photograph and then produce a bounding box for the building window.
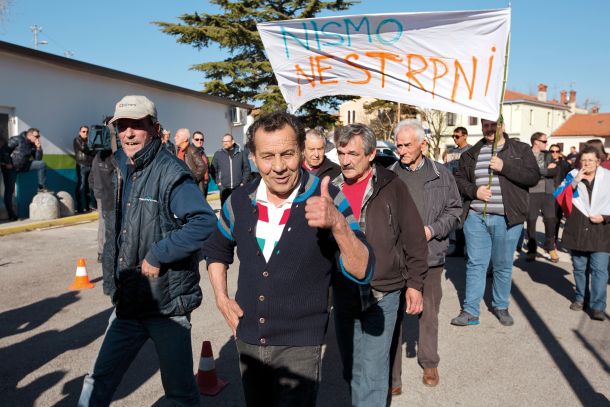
[468,116,478,126]
[547,112,551,127]
[529,109,533,126]
[446,112,456,126]
[352,110,356,124]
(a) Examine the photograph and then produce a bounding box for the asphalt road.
[0,219,609,406]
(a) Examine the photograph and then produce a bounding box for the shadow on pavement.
[0,307,112,406]
[511,283,610,406]
[516,257,574,302]
[0,291,80,339]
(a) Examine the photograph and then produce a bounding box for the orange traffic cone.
[68,258,95,290]
[196,340,228,396]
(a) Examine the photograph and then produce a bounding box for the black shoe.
[591,310,606,321]
[492,308,514,326]
[8,213,18,221]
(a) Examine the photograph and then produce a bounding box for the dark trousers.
[454,228,466,255]
[75,164,92,212]
[390,265,444,387]
[220,187,235,207]
[554,201,564,242]
[527,192,556,252]
[235,338,322,407]
[2,167,16,218]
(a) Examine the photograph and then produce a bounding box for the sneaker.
[492,308,514,326]
[569,301,584,311]
[548,249,559,263]
[591,310,606,321]
[450,311,479,326]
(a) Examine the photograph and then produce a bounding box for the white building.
[0,40,251,217]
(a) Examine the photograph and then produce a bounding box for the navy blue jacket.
[103,138,216,318]
[203,171,374,346]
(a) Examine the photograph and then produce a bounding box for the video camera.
[87,117,119,152]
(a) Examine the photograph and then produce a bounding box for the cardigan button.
[259,295,265,301]
[248,227,252,233]
[260,338,266,344]
[262,271,269,277]
[257,250,261,256]
[259,317,266,324]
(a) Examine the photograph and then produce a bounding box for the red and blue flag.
[553,172,578,216]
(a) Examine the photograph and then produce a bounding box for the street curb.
[0,193,221,236]
[0,211,99,236]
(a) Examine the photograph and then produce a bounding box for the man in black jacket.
[451,119,539,327]
[4,128,47,219]
[526,132,559,262]
[78,95,216,407]
[302,128,341,180]
[210,134,251,206]
[331,123,427,405]
[73,126,96,213]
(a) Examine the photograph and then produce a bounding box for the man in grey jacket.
[210,134,251,206]
[389,119,462,390]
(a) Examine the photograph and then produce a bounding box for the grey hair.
[334,123,376,155]
[305,128,326,141]
[393,119,426,143]
[175,128,191,142]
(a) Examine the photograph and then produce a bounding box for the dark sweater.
[203,171,374,346]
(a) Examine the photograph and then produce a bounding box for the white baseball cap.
[109,95,157,124]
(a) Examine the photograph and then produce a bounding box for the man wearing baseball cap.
[78,95,216,406]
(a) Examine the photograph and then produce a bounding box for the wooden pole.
[483,32,511,219]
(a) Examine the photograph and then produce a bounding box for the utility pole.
[30,25,48,49]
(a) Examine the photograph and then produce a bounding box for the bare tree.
[363,99,418,140]
[419,108,449,159]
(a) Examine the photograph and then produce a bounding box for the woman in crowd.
[549,144,572,242]
[556,146,610,321]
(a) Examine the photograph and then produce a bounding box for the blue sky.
[1,0,609,111]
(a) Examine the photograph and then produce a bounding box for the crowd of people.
[2,95,607,407]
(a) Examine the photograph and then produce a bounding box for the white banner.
[257,8,511,120]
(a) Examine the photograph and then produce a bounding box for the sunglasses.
[538,139,548,144]
[452,135,462,139]
[550,150,560,153]
[193,138,203,142]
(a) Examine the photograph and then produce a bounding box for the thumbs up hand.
[305,176,341,229]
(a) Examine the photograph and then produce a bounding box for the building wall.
[0,49,246,217]
[0,50,245,158]
[338,96,376,125]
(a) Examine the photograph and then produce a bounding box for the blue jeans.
[78,310,199,407]
[571,250,609,312]
[29,160,46,187]
[463,211,523,317]
[333,289,400,406]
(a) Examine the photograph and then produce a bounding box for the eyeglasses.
[538,139,548,144]
[550,150,560,153]
[193,138,203,142]
[33,135,40,138]
[80,130,88,133]
[452,135,462,139]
